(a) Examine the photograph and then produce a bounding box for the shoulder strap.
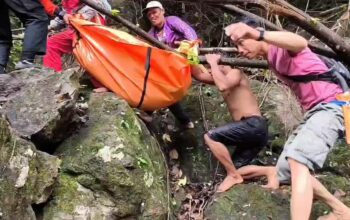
[284,68,349,91]
[283,69,335,83]
[137,47,152,109]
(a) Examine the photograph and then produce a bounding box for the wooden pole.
[199,56,268,68]
[199,47,238,53]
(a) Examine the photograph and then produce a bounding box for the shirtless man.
[201,54,268,192]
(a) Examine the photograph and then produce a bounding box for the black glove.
[55,7,66,20]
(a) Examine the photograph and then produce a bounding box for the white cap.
[143,1,164,13]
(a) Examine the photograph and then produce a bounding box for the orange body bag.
[70,18,192,111]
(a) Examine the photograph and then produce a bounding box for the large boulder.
[0,117,60,220]
[43,93,168,219]
[1,68,82,148]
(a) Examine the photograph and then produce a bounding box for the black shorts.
[208,116,268,149]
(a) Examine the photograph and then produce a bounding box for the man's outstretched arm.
[225,22,308,53]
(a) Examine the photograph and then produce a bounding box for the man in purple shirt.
[225,19,350,220]
[143,1,197,128]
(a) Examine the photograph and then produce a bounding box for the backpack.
[284,56,350,92]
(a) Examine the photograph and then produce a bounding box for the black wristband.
[57,9,66,20]
[257,29,265,41]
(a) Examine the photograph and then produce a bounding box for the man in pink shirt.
[225,20,350,220]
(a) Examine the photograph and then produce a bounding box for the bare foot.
[93,87,108,93]
[318,208,350,220]
[184,121,194,129]
[261,167,279,190]
[217,174,243,192]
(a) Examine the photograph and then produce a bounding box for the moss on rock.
[44,93,168,219]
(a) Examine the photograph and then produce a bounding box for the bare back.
[220,66,261,121]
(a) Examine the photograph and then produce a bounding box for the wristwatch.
[257,29,265,41]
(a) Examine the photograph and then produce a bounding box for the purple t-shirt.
[148,16,197,48]
[268,45,342,111]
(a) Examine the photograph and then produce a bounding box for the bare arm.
[263,31,308,53]
[225,22,308,53]
[191,65,215,85]
[206,54,241,92]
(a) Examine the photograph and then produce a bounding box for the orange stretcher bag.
[70,18,192,111]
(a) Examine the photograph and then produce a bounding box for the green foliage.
[8,15,23,71]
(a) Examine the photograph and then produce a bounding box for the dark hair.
[240,17,261,28]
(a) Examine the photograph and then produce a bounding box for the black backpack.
[284,56,350,92]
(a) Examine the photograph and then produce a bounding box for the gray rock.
[1,68,82,147]
[0,117,60,220]
[43,93,168,219]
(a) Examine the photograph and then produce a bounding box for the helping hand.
[63,14,73,24]
[224,22,260,43]
[205,54,221,65]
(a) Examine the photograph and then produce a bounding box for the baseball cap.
[143,1,164,13]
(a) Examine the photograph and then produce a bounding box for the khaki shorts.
[276,102,344,184]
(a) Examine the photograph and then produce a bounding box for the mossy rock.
[311,173,350,219]
[43,93,168,219]
[0,117,60,220]
[325,141,350,178]
[204,184,290,220]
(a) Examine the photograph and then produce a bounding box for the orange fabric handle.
[39,0,59,17]
[343,105,350,144]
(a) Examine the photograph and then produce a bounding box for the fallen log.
[176,0,350,66]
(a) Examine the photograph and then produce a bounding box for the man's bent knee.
[204,133,212,145]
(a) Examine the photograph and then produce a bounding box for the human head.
[225,18,267,59]
[144,1,166,29]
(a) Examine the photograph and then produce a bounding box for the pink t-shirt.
[268,45,342,111]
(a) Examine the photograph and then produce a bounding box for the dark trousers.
[168,102,191,125]
[0,0,49,67]
[146,102,191,125]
